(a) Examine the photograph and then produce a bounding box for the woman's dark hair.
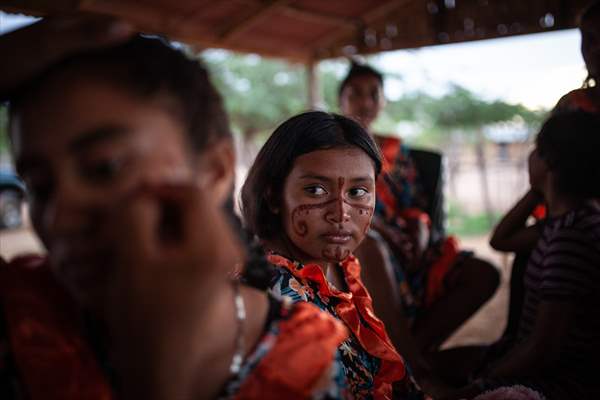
[338,61,384,98]
[9,35,230,152]
[536,110,600,199]
[241,111,382,240]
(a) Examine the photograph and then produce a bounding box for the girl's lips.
[322,233,352,244]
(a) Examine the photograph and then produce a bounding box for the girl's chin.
[321,245,352,262]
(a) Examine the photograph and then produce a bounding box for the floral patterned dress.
[266,252,426,400]
[374,136,463,317]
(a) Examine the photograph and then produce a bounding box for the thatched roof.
[0,0,592,62]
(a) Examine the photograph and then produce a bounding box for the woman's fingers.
[113,181,241,276]
[115,188,162,267]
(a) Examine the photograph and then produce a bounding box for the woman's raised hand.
[105,182,244,399]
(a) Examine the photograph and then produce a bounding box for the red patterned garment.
[0,255,348,400]
[373,136,462,311]
[267,252,426,400]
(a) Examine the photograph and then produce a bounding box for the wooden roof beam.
[280,5,358,28]
[219,0,291,42]
[311,0,413,57]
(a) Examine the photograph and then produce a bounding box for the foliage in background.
[446,202,502,237]
[201,50,547,149]
[201,51,346,141]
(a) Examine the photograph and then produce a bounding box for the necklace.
[229,280,246,375]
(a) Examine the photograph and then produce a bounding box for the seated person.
[0,19,347,399]
[491,1,600,345]
[338,62,499,353]
[241,111,428,399]
[440,111,600,400]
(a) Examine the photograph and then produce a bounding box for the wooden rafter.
[0,0,588,61]
[311,0,413,57]
[280,4,358,28]
[219,0,291,42]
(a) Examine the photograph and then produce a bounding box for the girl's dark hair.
[338,61,384,98]
[536,110,600,199]
[9,35,230,152]
[241,111,382,240]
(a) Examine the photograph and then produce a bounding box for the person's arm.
[0,15,133,100]
[436,300,575,400]
[484,300,574,378]
[357,235,424,370]
[489,189,543,253]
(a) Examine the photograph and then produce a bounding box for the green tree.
[426,85,546,220]
[202,51,307,140]
[200,51,340,139]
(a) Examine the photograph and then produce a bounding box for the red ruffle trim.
[235,302,347,399]
[268,254,406,399]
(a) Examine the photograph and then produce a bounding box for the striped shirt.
[517,201,600,399]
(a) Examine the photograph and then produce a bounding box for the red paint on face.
[280,148,376,265]
[291,198,338,237]
[322,246,350,262]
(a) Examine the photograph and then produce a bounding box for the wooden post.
[306,60,321,110]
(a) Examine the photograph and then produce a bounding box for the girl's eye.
[79,156,127,184]
[305,185,328,196]
[348,188,368,198]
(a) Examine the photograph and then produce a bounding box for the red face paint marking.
[322,246,350,262]
[290,176,373,241]
[291,198,338,237]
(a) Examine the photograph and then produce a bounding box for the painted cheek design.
[354,204,374,234]
[291,198,337,237]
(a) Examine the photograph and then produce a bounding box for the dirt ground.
[0,224,511,349]
[442,235,511,348]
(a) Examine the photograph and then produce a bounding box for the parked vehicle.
[0,170,26,229]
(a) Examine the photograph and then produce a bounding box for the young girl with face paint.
[241,111,428,400]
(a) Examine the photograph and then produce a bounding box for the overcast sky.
[374,29,585,110]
